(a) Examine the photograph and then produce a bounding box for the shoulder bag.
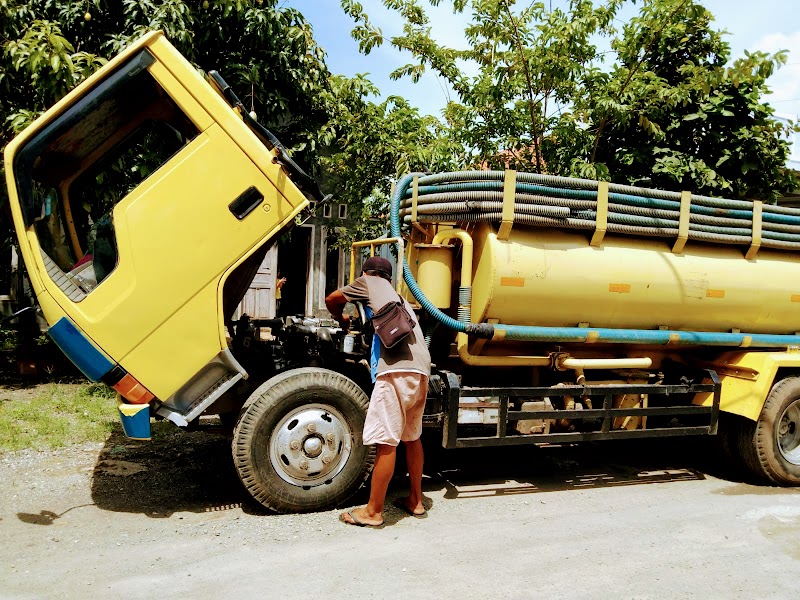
[371,295,416,348]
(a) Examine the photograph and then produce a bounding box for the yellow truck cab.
[7,32,800,513]
[5,31,315,422]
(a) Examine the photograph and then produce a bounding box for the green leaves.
[574,0,796,201]
[342,0,795,202]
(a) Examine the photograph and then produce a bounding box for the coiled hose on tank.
[398,172,800,251]
[389,171,800,348]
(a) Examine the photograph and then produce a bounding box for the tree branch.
[502,0,542,172]
[589,0,690,163]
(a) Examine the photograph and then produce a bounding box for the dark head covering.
[362,256,393,278]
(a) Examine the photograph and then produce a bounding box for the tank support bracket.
[497,170,517,241]
[746,200,762,260]
[672,190,692,254]
[590,181,609,247]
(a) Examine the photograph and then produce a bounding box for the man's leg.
[341,443,395,526]
[401,438,425,515]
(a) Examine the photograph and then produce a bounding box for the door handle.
[229,186,264,220]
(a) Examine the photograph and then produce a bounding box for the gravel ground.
[1,422,800,599]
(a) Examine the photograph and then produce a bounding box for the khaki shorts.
[362,372,429,446]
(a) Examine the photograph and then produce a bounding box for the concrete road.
[1,427,799,599]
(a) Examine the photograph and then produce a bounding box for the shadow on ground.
[84,419,748,518]
[420,433,732,502]
[90,420,251,518]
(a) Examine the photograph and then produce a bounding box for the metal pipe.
[349,237,405,293]
[558,357,653,370]
[456,332,551,366]
[431,229,473,285]
[431,229,474,324]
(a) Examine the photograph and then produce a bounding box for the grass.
[0,382,118,453]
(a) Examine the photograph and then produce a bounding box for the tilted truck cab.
[7,32,800,513]
[4,31,312,425]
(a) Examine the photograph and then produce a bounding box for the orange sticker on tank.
[500,277,525,287]
[792,295,800,303]
[608,283,631,293]
[706,289,725,298]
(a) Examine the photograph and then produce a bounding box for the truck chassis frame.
[439,370,722,449]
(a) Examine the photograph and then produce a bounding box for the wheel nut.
[307,423,317,433]
[322,455,332,465]
[290,440,300,450]
[299,460,309,470]
[326,433,335,443]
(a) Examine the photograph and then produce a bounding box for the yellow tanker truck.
[6,32,800,512]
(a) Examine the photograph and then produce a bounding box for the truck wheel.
[232,367,374,512]
[736,376,800,486]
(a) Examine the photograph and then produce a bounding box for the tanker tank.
[393,171,800,349]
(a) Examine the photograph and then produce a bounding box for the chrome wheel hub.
[777,400,800,466]
[270,403,352,486]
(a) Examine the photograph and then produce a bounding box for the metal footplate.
[441,370,721,449]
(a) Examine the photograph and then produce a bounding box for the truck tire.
[734,376,800,486]
[232,367,374,512]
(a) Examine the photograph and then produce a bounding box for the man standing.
[325,256,431,527]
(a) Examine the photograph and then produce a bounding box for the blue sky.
[284,0,800,120]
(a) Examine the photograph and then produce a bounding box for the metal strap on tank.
[411,176,420,224]
[590,181,609,247]
[746,201,762,260]
[497,170,517,241]
[672,190,691,254]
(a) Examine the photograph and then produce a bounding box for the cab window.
[13,49,200,299]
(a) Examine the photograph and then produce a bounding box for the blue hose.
[390,171,800,349]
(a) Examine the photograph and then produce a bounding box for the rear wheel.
[232,367,374,512]
[731,376,800,485]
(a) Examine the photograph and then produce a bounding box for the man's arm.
[325,289,350,329]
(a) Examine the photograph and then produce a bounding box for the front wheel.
[732,376,800,485]
[232,368,374,512]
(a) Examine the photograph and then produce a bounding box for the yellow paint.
[415,244,453,308]
[694,351,800,421]
[3,32,309,400]
[350,238,405,292]
[118,402,150,417]
[467,222,800,333]
[457,332,549,366]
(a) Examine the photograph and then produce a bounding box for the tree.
[315,73,459,244]
[568,0,797,200]
[344,0,797,201]
[0,0,450,256]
